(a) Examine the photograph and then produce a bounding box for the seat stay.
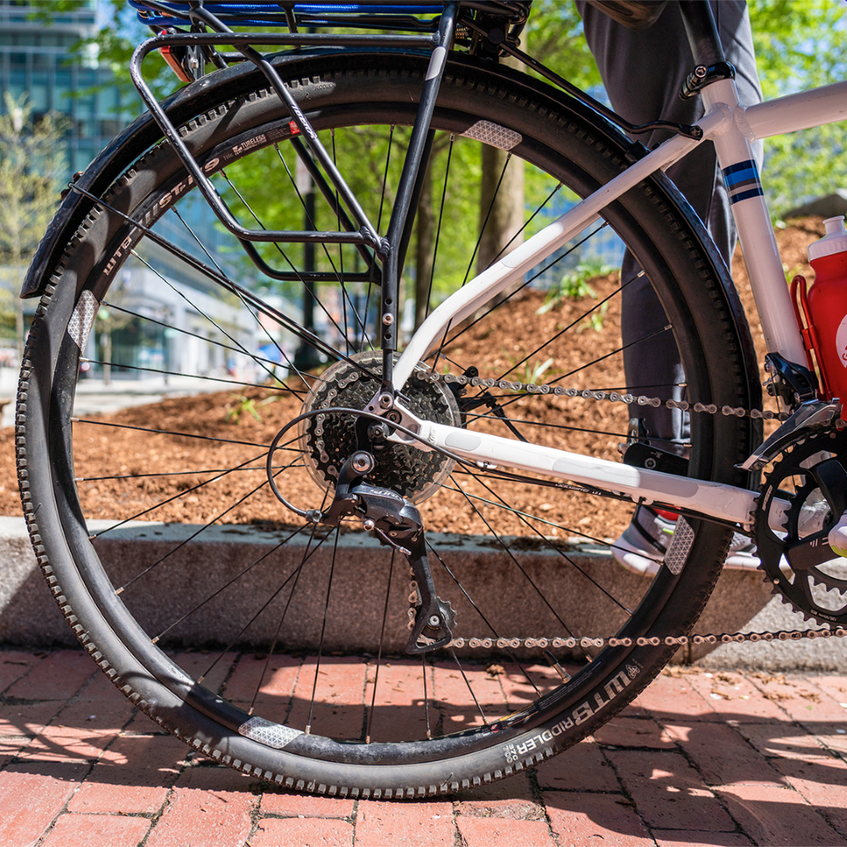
[391,109,725,391]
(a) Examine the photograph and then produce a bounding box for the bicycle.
[14,0,847,797]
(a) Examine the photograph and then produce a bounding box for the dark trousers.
[577,0,762,452]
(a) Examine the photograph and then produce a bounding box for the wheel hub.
[299,351,461,503]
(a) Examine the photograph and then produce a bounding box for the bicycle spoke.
[421,655,432,740]
[246,508,333,714]
[98,299,311,399]
[23,50,753,788]
[114,465,280,590]
[423,540,542,695]
[272,140,374,353]
[200,519,333,689]
[451,478,578,640]
[449,649,489,726]
[365,549,395,744]
[462,152,514,286]
[460,408,629,440]
[305,526,341,735]
[130,248,293,388]
[489,269,629,386]
[446,471,633,616]
[73,418,278,452]
[152,523,313,645]
[423,133,455,324]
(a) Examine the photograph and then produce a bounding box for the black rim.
[36,64,736,763]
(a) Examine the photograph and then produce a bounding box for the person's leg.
[577,1,763,570]
[579,0,761,453]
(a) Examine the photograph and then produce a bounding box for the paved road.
[1,648,847,846]
[0,368,238,428]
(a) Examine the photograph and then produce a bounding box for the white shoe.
[612,505,760,576]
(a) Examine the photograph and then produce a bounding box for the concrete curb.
[0,515,844,670]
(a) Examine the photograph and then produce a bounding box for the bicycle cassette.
[754,428,847,626]
[299,351,461,504]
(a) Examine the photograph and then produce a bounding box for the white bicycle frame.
[391,73,847,531]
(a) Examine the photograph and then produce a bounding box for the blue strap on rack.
[130,2,444,27]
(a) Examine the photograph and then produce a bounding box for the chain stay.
[370,369,837,646]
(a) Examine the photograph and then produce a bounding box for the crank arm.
[784,534,835,571]
[784,457,847,571]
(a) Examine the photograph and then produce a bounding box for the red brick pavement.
[2,649,847,846]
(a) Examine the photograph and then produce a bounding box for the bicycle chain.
[301,364,834,646]
[402,370,847,647]
[444,628,847,650]
[422,369,791,422]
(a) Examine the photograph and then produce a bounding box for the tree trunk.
[477,145,524,275]
[15,291,23,361]
[414,157,435,331]
[476,56,525,278]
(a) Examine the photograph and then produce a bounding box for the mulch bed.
[0,219,825,541]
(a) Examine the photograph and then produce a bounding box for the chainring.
[299,351,461,503]
[754,427,847,626]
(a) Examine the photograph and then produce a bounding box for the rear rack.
[119,1,530,390]
[129,2,529,30]
[129,2,531,61]
[130,2,443,35]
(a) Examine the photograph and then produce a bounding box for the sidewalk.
[0,369,233,428]
[1,650,847,846]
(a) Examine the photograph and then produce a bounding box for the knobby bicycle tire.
[17,50,760,796]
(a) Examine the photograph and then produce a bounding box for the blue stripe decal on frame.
[729,187,766,204]
[724,166,757,186]
[722,159,763,204]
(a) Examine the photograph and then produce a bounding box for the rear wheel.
[18,52,757,794]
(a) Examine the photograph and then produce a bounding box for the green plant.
[537,259,613,315]
[501,355,558,390]
[224,393,278,423]
[578,301,609,333]
[784,263,805,284]
[521,356,556,385]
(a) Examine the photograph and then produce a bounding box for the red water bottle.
[806,216,847,412]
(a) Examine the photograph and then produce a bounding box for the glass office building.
[0,0,271,381]
[0,0,129,177]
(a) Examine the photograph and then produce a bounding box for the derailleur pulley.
[321,452,455,654]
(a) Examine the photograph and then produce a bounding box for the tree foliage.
[31,0,174,102]
[0,94,66,350]
[524,0,602,90]
[526,0,847,217]
[747,0,847,216]
[30,0,847,329]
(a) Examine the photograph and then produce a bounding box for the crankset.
[754,427,847,626]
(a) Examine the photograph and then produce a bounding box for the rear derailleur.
[321,451,456,654]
